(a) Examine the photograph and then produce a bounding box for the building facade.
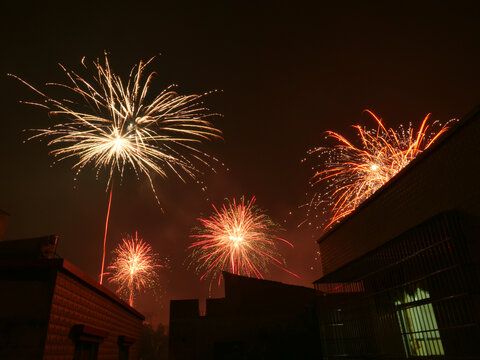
[0,237,144,360]
[314,107,480,359]
[169,272,320,360]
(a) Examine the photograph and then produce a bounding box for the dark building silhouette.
[169,272,320,360]
[314,107,480,359]
[0,236,144,360]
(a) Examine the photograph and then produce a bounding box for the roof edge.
[61,259,145,320]
[222,271,315,292]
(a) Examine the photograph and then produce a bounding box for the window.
[118,344,129,360]
[118,336,135,360]
[74,341,99,360]
[70,325,108,360]
[395,288,445,357]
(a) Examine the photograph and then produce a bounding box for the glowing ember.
[188,196,298,284]
[107,232,162,307]
[303,110,456,229]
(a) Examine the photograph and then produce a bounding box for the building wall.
[43,270,143,360]
[316,212,480,359]
[318,108,480,277]
[0,265,55,360]
[169,299,200,360]
[169,274,320,360]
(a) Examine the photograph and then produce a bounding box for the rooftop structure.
[169,272,320,360]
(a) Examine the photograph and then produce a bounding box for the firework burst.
[9,53,222,283]
[303,110,456,230]
[107,232,162,307]
[9,53,222,193]
[189,196,298,285]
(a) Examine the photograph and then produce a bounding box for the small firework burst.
[303,110,456,230]
[107,232,162,307]
[188,196,298,285]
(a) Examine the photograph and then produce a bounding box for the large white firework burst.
[9,53,222,198]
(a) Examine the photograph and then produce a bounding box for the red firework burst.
[107,232,162,306]
[189,196,298,284]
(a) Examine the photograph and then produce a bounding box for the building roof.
[0,235,58,259]
[223,271,315,295]
[0,257,144,320]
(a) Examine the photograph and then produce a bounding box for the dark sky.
[2,1,480,325]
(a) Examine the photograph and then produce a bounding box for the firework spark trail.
[9,53,222,283]
[107,232,162,307]
[303,110,456,230]
[189,197,299,285]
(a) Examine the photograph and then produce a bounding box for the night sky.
[2,1,480,325]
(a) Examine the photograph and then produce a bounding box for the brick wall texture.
[43,270,143,360]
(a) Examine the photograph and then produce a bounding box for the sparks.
[9,52,222,284]
[304,110,456,229]
[9,53,222,198]
[188,196,298,285]
[107,232,162,307]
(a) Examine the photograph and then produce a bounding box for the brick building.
[169,272,320,360]
[0,236,144,360]
[314,107,480,359]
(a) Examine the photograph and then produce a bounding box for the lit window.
[395,288,444,357]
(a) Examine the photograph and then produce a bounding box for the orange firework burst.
[107,232,162,307]
[189,196,298,284]
[304,110,456,229]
